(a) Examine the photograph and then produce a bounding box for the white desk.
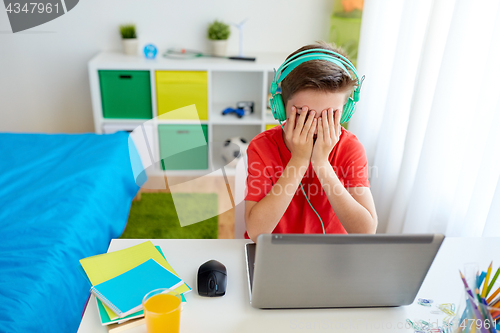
[77,238,499,332]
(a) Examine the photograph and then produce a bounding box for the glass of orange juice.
[142,288,182,333]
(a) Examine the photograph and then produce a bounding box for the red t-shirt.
[245,125,370,237]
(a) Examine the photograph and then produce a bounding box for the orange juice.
[143,293,181,333]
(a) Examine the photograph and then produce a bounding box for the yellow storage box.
[266,124,279,131]
[156,71,208,120]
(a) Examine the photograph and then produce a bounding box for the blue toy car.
[222,107,245,118]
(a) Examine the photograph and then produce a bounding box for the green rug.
[120,192,218,239]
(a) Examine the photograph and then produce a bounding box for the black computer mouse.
[197,259,227,297]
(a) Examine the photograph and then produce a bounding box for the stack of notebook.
[79,241,191,330]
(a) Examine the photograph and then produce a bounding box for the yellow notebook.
[80,241,191,319]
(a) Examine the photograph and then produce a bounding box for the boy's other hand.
[284,106,317,164]
[312,108,341,166]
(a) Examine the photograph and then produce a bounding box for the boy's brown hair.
[280,41,358,105]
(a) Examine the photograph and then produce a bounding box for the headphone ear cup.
[341,97,355,124]
[271,94,287,122]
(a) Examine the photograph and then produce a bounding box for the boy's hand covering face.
[283,106,317,163]
[311,108,342,164]
[283,89,346,163]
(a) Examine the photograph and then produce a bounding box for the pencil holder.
[455,264,500,333]
[455,292,500,333]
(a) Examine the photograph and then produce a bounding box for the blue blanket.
[0,132,142,333]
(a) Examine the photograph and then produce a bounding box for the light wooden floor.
[135,175,236,239]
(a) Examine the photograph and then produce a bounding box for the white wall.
[0,0,333,133]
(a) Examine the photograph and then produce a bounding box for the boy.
[244,42,377,242]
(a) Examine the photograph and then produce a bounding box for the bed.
[0,132,143,332]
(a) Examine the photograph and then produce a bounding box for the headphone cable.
[278,119,326,234]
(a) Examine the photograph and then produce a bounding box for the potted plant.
[207,20,231,57]
[120,24,138,56]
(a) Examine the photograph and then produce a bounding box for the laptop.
[245,233,444,309]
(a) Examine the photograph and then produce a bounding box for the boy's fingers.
[328,108,334,126]
[328,108,337,140]
[328,108,335,139]
[301,111,316,137]
[286,107,296,137]
[333,108,341,137]
[293,108,308,139]
[307,118,317,141]
[317,117,323,141]
[322,110,330,139]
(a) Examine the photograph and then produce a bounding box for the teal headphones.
[270,48,365,124]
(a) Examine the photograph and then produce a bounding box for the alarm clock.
[143,44,158,59]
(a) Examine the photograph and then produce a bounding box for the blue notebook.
[90,258,184,318]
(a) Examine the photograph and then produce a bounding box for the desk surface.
[77,237,499,333]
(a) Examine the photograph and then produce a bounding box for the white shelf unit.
[88,52,287,175]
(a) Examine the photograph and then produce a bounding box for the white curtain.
[349,0,500,237]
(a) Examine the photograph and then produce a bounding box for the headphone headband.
[278,53,353,83]
[284,48,357,70]
[277,48,359,82]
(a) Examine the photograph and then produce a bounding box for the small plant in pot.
[120,24,138,56]
[207,20,230,57]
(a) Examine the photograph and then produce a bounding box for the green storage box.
[99,70,153,119]
[159,124,208,170]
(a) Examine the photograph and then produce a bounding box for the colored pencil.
[477,271,486,289]
[486,284,500,304]
[490,295,500,307]
[491,308,500,319]
[480,296,495,333]
[475,288,482,308]
[475,288,494,333]
[481,262,493,298]
[460,300,473,333]
[475,288,482,306]
[459,272,485,330]
[486,266,500,299]
[458,271,473,333]
[460,270,475,297]
[489,295,500,318]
